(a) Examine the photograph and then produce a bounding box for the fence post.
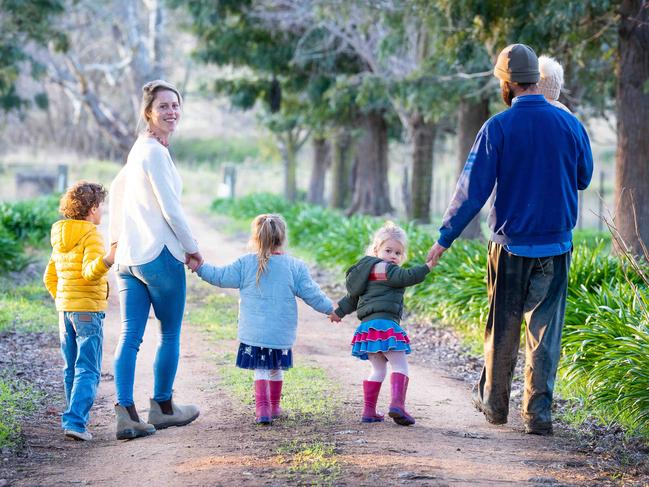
[224,165,236,199]
[57,164,68,193]
[577,191,583,230]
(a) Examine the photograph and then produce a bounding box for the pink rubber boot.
[254,380,272,424]
[388,373,415,426]
[361,380,385,423]
[269,380,283,419]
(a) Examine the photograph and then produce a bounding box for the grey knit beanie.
[494,44,540,84]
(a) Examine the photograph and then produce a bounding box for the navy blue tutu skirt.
[235,342,293,370]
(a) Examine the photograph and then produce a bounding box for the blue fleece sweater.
[438,95,593,248]
[197,253,334,349]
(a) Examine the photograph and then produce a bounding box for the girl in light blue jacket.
[197,214,337,424]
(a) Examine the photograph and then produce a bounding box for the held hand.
[104,241,118,267]
[426,242,448,268]
[328,312,341,323]
[185,251,204,273]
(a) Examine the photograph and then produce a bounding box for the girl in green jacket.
[334,222,432,426]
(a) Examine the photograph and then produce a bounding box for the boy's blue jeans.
[114,246,186,407]
[60,311,104,433]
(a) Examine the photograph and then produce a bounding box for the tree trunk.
[347,111,392,216]
[281,136,298,202]
[146,0,165,80]
[408,112,436,223]
[330,130,353,209]
[615,0,649,256]
[307,137,331,205]
[456,97,490,239]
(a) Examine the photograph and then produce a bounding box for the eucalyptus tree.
[247,0,397,214]
[41,0,170,158]
[0,0,66,112]
[256,0,498,222]
[449,0,647,254]
[1,0,174,159]
[615,0,649,256]
[259,0,443,219]
[431,3,495,238]
[178,0,354,202]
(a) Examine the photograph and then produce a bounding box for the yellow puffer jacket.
[43,219,109,312]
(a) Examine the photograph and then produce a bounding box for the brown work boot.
[524,421,553,436]
[471,390,507,425]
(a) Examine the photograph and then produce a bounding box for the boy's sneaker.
[64,429,92,441]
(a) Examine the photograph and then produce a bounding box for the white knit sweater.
[109,136,198,266]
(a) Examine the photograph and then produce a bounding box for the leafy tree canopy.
[0,0,67,111]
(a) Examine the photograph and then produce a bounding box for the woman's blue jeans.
[60,311,104,433]
[114,246,186,407]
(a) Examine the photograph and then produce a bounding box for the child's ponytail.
[249,214,287,284]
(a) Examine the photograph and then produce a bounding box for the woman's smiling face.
[147,89,181,136]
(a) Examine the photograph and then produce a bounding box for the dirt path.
[15,210,604,487]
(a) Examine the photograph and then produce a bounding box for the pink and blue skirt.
[351,319,411,360]
[235,342,293,370]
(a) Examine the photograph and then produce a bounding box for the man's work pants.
[474,241,571,426]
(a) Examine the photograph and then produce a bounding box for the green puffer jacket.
[334,256,430,324]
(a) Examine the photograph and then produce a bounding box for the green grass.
[213,353,341,422]
[0,279,57,333]
[69,159,121,187]
[172,136,260,167]
[186,292,238,340]
[0,377,44,448]
[276,439,342,485]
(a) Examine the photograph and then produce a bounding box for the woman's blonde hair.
[249,214,287,284]
[367,221,408,257]
[137,79,182,133]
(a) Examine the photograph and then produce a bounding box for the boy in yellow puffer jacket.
[43,181,116,441]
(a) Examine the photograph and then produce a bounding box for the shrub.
[0,225,29,273]
[0,195,59,246]
[0,195,59,274]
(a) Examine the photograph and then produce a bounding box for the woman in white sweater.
[109,80,202,440]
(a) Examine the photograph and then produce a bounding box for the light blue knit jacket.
[197,253,334,349]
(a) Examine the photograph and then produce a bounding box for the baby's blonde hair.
[367,221,408,258]
[249,214,287,284]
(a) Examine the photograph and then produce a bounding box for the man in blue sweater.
[427,44,593,435]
